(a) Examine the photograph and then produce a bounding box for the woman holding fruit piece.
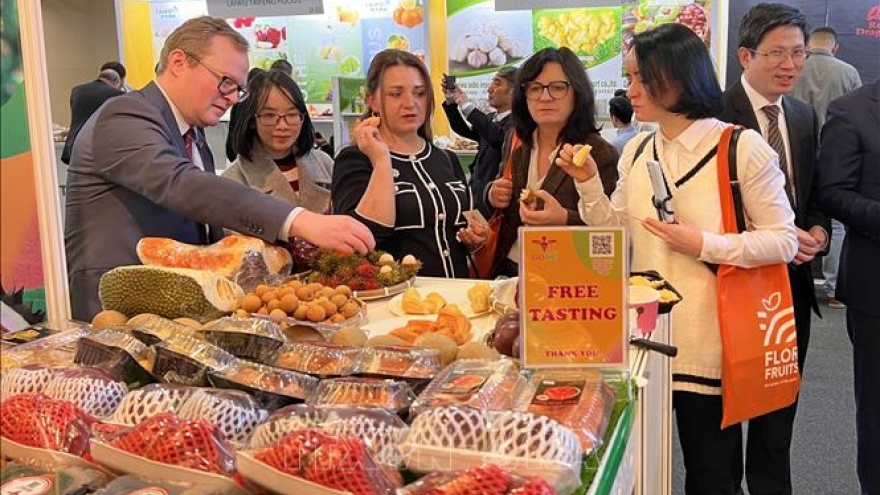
[331,49,486,278]
[485,47,619,278]
[558,24,797,492]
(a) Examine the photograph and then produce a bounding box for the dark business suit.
[61,79,124,164]
[816,80,880,495]
[489,132,619,278]
[442,102,510,217]
[719,80,829,495]
[65,82,294,321]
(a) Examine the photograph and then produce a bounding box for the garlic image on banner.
[450,22,523,69]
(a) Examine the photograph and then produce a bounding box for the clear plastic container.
[208,359,318,410]
[514,369,616,454]
[129,315,198,346]
[200,316,286,361]
[270,342,363,377]
[308,377,414,414]
[74,329,155,387]
[356,346,443,380]
[409,359,521,417]
[151,335,234,386]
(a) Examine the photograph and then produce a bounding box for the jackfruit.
[99,266,244,323]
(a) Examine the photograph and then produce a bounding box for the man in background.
[269,58,293,77]
[100,61,130,92]
[718,4,829,494]
[791,26,862,309]
[608,93,637,153]
[443,67,517,217]
[65,16,374,320]
[816,80,880,495]
[61,67,124,164]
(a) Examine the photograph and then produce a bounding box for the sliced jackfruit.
[99,266,244,323]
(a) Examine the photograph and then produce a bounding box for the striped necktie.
[761,104,795,206]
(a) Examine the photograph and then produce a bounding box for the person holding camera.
[442,68,517,217]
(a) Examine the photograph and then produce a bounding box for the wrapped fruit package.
[98,412,235,475]
[137,234,293,292]
[410,359,522,416]
[0,394,97,457]
[399,464,557,495]
[42,367,129,418]
[98,266,243,322]
[0,463,109,494]
[200,316,287,361]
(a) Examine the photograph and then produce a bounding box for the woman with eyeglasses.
[484,47,619,278]
[558,23,797,493]
[331,49,486,277]
[225,70,333,213]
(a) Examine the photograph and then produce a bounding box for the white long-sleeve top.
[575,118,797,395]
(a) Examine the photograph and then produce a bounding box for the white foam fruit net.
[110,384,195,426]
[404,406,583,471]
[0,365,60,401]
[324,412,409,467]
[249,405,325,449]
[177,388,267,445]
[42,371,128,418]
[405,406,489,451]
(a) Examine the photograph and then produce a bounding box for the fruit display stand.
[364,276,673,495]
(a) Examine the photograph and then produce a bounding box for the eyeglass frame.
[181,50,249,101]
[255,111,305,126]
[523,80,572,101]
[746,47,810,64]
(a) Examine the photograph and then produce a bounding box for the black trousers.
[848,307,880,495]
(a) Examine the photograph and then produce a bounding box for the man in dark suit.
[65,16,374,321]
[816,80,880,495]
[442,67,516,217]
[718,4,830,495]
[60,68,124,165]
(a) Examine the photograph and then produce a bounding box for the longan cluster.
[236,281,361,324]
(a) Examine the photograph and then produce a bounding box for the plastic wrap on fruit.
[91,475,224,495]
[74,329,155,388]
[110,383,196,426]
[42,367,129,418]
[1,364,66,401]
[102,412,235,475]
[0,462,109,494]
[136,234,293,292]
[208,359,319,410]
[0,393,98,458]
[399,464,557,495]
[410,359,522,417]
[514,369,616,454]
[177,388,267,445]
[250,428,399,494]
[200,316,287,361]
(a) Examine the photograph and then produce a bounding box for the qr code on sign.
[590,233,614,257]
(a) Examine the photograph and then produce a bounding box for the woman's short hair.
[631,23,722,119]
[511,47,600,145]
[363,49,434,141]
[230,70,315,161]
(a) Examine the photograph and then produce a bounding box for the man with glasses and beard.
[718,4,830,494]
[65,16,374,321]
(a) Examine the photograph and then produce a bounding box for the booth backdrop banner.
[0,0,46,317]
[204,0,324,18]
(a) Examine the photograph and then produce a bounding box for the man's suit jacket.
[816,81,880,316]
[61,80,124,164]
[719,80,829,316]
[65,82,294,321]
[442,102,510,217]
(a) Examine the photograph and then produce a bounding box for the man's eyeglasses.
[256,112,304,126]
[182,51,249,101]
[524,81,571,101]
[747,48,810,65]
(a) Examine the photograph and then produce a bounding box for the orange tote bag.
[715,126,800,428]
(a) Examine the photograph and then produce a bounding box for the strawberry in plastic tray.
[0,393,97,457]
[247,428,398,495]
[400,464,557,495]
[103,412,235,475]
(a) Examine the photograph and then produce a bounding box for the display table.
[366,277,672,495]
